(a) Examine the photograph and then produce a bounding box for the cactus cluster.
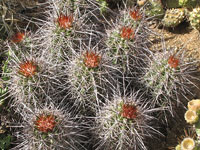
[0,0,199,150]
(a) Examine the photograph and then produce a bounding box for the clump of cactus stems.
[175,99,200,150]
[65,47,117,113]
[94,90,161,150]
[140,47,198,113]
[12,103,86,150]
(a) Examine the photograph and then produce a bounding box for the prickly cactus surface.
[189,7,200,31]
[162,8,185,27]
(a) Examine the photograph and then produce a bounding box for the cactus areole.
[121,104,137,119]
[121,27,135,40]
[57,14,73,29]
[11,32,25,43]
[130,9,142,21]
[35,114,56,133]
[84,51,101,68]
[19,61,37,77]
[168,56,179,69]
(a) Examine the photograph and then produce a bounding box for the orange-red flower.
[168,56,179,69]
[35,114,56,133]
[121,104,137,119]
[121,27,135,40]
[11,32,25,43]
[57,14,73,29]
[19,61,37,77]
[130,9,142,21]
[84,51,101,68]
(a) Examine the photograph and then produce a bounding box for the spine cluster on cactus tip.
[57,14,73,29]
[84,51,101,68]
[120,26,135,40]
[129,9,142,21]
[121,103,137,119]
[18,60,38,78]
[11,32,26,43]
[35,114,56,133]
[168,55,179,69]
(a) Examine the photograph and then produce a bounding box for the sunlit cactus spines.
[94,91,161,150]
[140,47,198,112]
[162,8,186,27]
[12,103,86,150]
[189,7,200,31]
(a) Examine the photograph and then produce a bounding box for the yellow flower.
[175,144,181,150]
[188,99,200,112]
[181,137,195,150]
[184,110,199,124]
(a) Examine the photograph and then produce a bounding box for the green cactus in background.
[145,0,165,19]
[163,0,197,8]
[96,0,108,14]
[189,7,200,31]
[162,8,185,27]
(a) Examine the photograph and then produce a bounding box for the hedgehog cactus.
[106,8,146,73]
[140,47,198,112]
[13,103,86,150]
[95,92,161,150]
[162,8,185,27]
[65,49,114,113]
[4,43,60,113]
[189,7,200,31]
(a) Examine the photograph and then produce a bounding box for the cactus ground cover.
[1,0,200,150]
